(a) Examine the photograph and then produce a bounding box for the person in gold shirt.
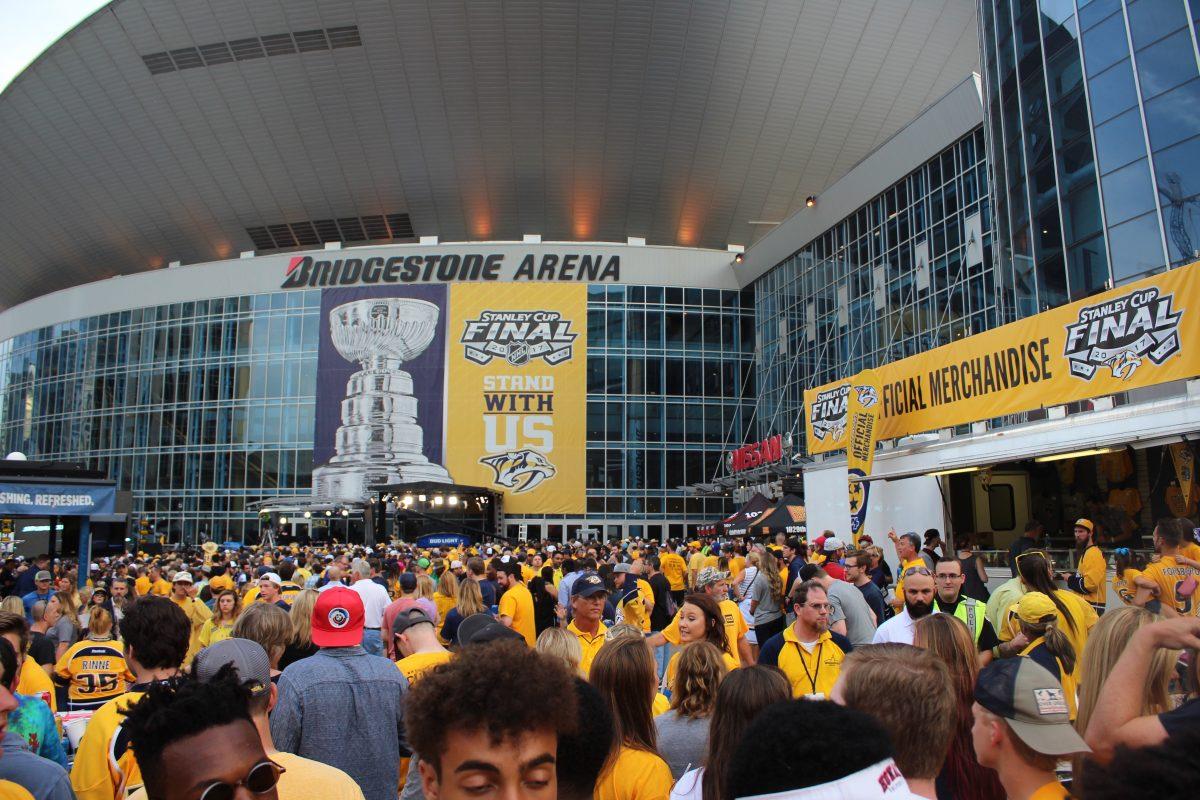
[168,572,212,666]
[686,542,706,589]
[889,530,929,611]
[613,561,654,632]
[658,547,687,604]
[1135,517,1200,616]
[566,571,609,676]
[133,564,170,598]
[392,609,452,685]
[1066,519,1107,613]
[496,561,536,646]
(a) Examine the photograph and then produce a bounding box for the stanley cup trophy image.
[313,297,452,501]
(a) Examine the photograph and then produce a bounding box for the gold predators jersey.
[55,641,135,702]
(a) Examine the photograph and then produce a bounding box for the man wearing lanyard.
[757,579,853,699]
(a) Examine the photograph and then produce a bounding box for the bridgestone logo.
[461,311,577,366]
[1063,286,1182,381]
[809,384,850,442]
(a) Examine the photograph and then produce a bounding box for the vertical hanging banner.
[445,285,587,513]
[846,370,882,544]
[1170,442,1195,509]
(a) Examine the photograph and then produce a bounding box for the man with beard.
[872,566,935,645]
[758,580,853,699]
[1066,519,1106,614]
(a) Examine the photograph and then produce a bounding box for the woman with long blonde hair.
[591,636,673,800]
[433,570,458,639]
[655,642,727,779]
[913,613,1004,800]
[440,578,486,646]
[280,588,320,669]
[536,626,583,676]
[1073,606,1175,779]
[198,589,241,649]
[747,549,785,655]
[415,573,437,601]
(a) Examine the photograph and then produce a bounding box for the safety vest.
[936,596,985,642]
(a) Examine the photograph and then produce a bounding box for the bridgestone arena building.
[0,1,1197,561]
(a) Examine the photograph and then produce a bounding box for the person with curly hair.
[405,640,578,800]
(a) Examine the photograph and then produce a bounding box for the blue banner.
[416,533,471,549]
[0,483,115,516]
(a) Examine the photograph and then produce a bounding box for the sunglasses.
[901,566,932,578]
[1015,550,1052,567]
[199,760,285,800]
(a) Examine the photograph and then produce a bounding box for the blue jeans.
[361,628,383,657]
[652,637,677,680]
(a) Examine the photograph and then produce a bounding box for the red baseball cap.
[312,587,364,647]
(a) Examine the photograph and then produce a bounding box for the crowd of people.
[0,514,1195,799]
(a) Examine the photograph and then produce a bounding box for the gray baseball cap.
[193,638,271,698]
[612,562,633,574]
[974,657,1090,756]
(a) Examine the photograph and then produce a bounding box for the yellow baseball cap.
[1017,592,1058,624]
[689,540,702,548]
[1074,518,1093,532]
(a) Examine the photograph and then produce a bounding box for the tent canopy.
[724,493,774,536]
[750,494,807,537]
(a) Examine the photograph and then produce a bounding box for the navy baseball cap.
[571,571,607,598]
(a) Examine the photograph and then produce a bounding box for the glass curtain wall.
[0,285,752,542]
[980,0,1200,305]
[753,128,995,447]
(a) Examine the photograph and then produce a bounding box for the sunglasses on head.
[198,760,285,800]
[1015,550,1051,566]
[901,566,932,578]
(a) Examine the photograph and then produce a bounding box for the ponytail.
[1017,554,1078,636]
[1038,619,1077,676]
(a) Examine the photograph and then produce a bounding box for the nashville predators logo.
[854,385,879,408]
[479,449,557,493]
[1108,350,1143,381]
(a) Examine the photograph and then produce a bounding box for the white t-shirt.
[349,578,391,628]
[871,608,923,645]
[670,767,704,800]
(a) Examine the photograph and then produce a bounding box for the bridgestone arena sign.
[804,258,1200,455]
[282,252,621,288]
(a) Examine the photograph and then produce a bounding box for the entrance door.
[972,472,1031,550]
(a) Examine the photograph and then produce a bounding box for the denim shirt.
[270,645,408,800]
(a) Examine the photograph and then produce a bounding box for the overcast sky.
[0,0,110,93]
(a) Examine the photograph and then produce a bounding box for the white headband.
[738,759,915,800]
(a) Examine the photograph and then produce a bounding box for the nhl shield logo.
[506,341,531,366]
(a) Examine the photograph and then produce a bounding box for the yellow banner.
[806,259,1200,454]
[1170,442,1195,509]
[846,370,881,542]
[445,284,587,513]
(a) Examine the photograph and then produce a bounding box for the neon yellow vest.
[937,596,985,642]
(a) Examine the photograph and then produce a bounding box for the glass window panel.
[1152,134,1200,264]
[1063,182,1105,244]
[1067,235,1110,300]
[1094,108,1147,174]
[1079,0,1122,30]
[1059,136,1099,193]
[1143,78,1200,151]
[1136,28,1198,99]
[1087,59,1139,125]
[1127,0,1187,49]
[1081,11,1129,74]
[1101,158,1157,224]
[1108,211,1166,279]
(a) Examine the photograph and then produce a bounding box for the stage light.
[402,495,414,505]
[418,494,427,502]
[303,511,311,519]
[325,510,333,517]
[434,496,445,506]
[341,509,349,517]
[279,516,289,525]
[448,495,458,505]
[805,196,817,207]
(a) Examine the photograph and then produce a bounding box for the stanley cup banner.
[846,370,881,544]
[445,284,587,514]
[312,285,452,501]
[806,258,1200,455]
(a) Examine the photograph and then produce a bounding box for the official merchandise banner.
[445,285,587,514]
[846,370,881,542]
[0,483,115,516]
[806,259,1200,454]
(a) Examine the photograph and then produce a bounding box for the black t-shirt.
[28,631,55,666]
[1160,696,1200,737]
[934,597,1000,652]
[648,573,673,631]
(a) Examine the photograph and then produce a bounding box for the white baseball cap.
[172,572,194,584]
[260,572,282,585]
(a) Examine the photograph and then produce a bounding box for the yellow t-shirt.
[1181,541,1200,564]
[999,590,1098,682]
[702,555,720,570]
[1140,555,1200,616]
[1113,568,1142,605]
[893,557,928,607]
[1028,780,1070,799]
[171,596,214,665]
[652,693,670,716]
[520,564,537,582]
[54,640,134,703]
[0,781,35,800]
[497,582,536,646]
[71,690,146,800]
[127,751,366,800]
[661,598,748,665]
[728,556,746,580]
[567,620,608,677]
[1071,545,1108,606]
[134,577,170,597]
[395,650,453,685]
[663,649,737,694]
[595,746,673,800]
[434,594,456,636]
[660,553,687,591]
[16,659,56,712]
[198,619,236,649]
[687,553,706,585]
